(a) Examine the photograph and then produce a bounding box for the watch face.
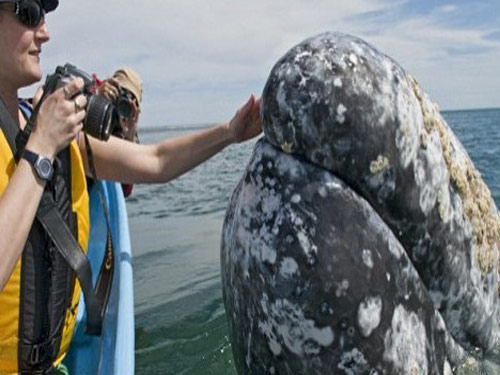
[36,157,53,180]
[39,160,52,176]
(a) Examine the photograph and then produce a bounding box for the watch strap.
[22,148,38,165]
[22,149,53,181]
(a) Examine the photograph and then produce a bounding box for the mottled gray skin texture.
[221,32,500,374]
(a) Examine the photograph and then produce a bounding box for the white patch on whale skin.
[335,279,350,297]
[361,57,397,129]
[290,211,303,226]
[297,230,318,257]
[362,249,374,269]
[258,315,282,356]
[425,131,449,187]
[351,40,366,57]
[294,50,313,63]
[279,257,299,279]
[256,226,277,265]
[261,191,282,221]
[412,130,450,217]
[258,294,334,357]
[465,253,500,348]
[394,81,422,168]
[325,181,342,190]
[298,75,308,88]
[265,177,276,187]
[416,174,435,216]
[231,175,285,271]
[437,185,452,223]
[230,182,262,277]
[334,77,342,87]
[349,53,358,66]
[443,360,453,375]
[291,194,301,204]
[383,305,428,375]
[337,348,368,374]
[364,206,405,261]
[414,158,426,186]
[388,231,404,260]
[336,103,347,123]
[357,295,382,337]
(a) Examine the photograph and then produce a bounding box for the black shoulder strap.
[0,98,23,159]
[0,96,113,335]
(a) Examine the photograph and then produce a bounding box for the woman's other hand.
[97,78,120,101]
[118,98,140,142]
[228,95,262,144]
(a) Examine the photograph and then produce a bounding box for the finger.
[99,88,111,100]
[101,84,118,100]
[74,109,87,125]
[130,101,139,118]
[107,78,120,87]
[60,77,85,99]
[74,94,87,112]
[108,86,119,99]
[244,95,254,109]
[106,79,120,95]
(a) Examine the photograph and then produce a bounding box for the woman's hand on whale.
[227,94,262,144]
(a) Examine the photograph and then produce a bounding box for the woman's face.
[0,3,50,91]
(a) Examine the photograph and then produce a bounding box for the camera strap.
[0,96,113,336]
[16,76,59,159]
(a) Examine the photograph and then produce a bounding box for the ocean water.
[128,108,500,374]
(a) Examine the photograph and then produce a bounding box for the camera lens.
[84,95,115,141]
[116,97,132,119]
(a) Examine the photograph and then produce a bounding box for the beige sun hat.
[112,66,143,103]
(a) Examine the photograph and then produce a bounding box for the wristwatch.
[22,149,54,182]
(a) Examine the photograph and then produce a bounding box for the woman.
[97,65,143,198]
[0,0,261,373]
[100,66,142,143]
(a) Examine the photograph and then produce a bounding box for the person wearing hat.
[0,0,261,373]
[98,66,143,143]
[95,66,143,197]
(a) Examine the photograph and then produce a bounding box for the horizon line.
[140,106,500,132]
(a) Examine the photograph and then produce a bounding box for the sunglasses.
[0,0,45,28]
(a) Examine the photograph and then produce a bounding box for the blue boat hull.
[64,181,135,375]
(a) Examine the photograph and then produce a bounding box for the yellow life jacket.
[0,129,90,375]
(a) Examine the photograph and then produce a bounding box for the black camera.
[115,87,135,120]
[44,63,115,141]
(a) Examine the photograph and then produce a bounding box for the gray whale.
[221,32,500,374]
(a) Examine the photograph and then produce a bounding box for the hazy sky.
[21,0,500,128]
